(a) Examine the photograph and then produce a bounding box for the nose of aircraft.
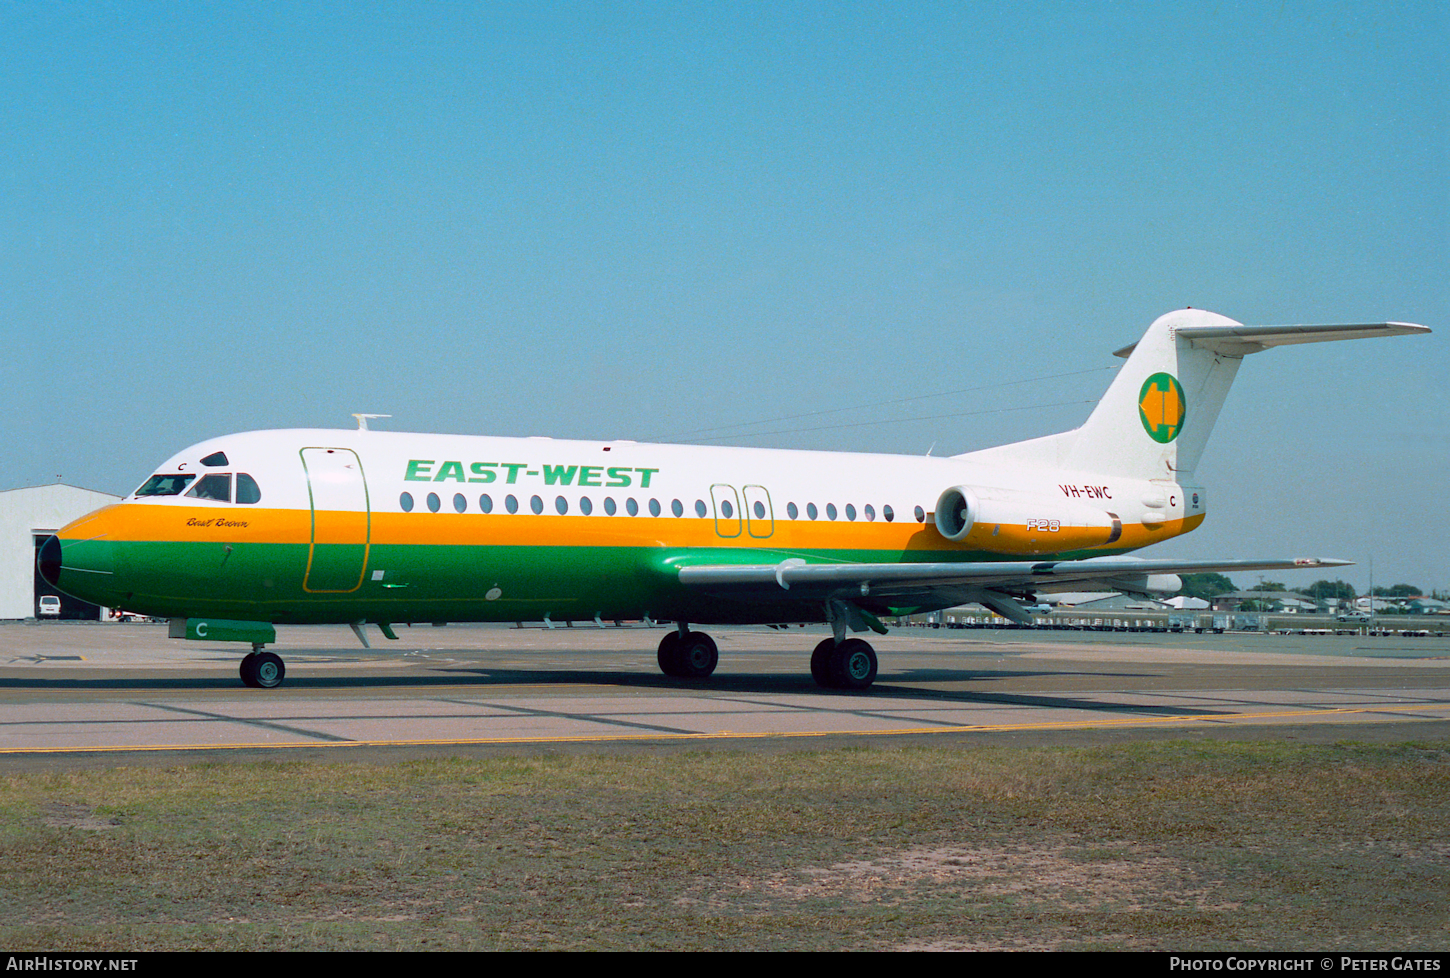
[37,526,118,607]
[37,534,63,588]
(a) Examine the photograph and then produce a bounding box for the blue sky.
[2,1,1445,591]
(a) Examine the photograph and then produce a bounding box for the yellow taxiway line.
[3,703,1446,755]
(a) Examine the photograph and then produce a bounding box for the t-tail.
[961,308,1430,480]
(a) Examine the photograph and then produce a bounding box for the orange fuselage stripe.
[61,503,1205,557]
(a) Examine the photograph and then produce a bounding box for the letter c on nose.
[196,622,208,637]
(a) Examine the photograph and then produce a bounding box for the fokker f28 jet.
[41,308,1429,690]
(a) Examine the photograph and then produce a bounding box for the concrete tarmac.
[2,620,1448,765]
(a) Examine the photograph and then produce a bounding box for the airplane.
[39,308,1429,691]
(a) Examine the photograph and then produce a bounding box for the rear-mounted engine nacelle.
[935,486,981,542]
[934,485,1122,554]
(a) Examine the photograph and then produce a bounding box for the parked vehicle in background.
[38,595,61,617]
[1336,610,1372,622]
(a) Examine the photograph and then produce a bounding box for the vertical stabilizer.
[959,309,1428,481]
[1062,308,1244,480]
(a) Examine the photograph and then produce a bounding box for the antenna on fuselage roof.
[352,414,392,431]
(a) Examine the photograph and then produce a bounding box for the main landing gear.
[657,627,719,679]
[811,637,878,691]
[240,646,286,689]
[655,625,879,690]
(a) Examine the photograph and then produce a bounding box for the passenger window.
[531,495,544,515]
[479,494,493,514]
[807,503,818,520]
[914,505,926,523]
[649,499,661,517]
[845,504,856,521]
[454,493,467,514]
[580,496,593,515]
[695,499,707,517]
[671,499,683,518]
[236,473,262,504]
[136,474,195,497]
[826,503,837,520]
[186,474,232,502]
[787,502,798,520]
[627,498,639,516]
[555,496,568,515]
[506,495,519,514]
[754,500,766,519]
[864,504,875,521]
[883,504,894,522]
[427,493,441,513]
[400,492,414,512]
[719,499,732,519]
[604,497,617,515]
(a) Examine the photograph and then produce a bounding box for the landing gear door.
[301,448,370,593]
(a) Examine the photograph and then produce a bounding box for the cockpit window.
[186,474,232,501]
[236,473,262,504]
[135,474,196,497]
[200,451,229,467]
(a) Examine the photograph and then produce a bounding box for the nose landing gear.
[240,648,286,688]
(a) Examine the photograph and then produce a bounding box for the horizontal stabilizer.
[1114,321,1430,358]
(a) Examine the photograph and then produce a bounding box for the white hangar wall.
[0,484,120,619]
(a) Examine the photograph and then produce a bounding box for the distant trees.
[1161,573,1436,608]
[1178,573,1234,601]
[1231,580,1284,610]
[1306,579,1357,602]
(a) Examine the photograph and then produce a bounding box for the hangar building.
[1,484,121,619]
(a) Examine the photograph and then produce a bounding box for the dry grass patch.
[0,741,1446,950]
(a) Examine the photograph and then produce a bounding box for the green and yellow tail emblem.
[1138,372,1186,443]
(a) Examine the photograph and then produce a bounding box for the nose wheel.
[240,650,286,688]
[811,638,877,690]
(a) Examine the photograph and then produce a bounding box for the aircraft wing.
[676,555,1350,624]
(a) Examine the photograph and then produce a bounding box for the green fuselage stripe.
[54,538,1128,626]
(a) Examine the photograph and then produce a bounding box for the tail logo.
[1138,372,1186,443]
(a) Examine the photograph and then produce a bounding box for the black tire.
[676,632,718,679]
[810,638,837,688]
[240,651,285,689]
[830,638,877,691]
[657,631,685,677]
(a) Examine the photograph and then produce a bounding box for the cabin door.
[710,484,742,538]
[301,447,370,593]
[742,485,774,539]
